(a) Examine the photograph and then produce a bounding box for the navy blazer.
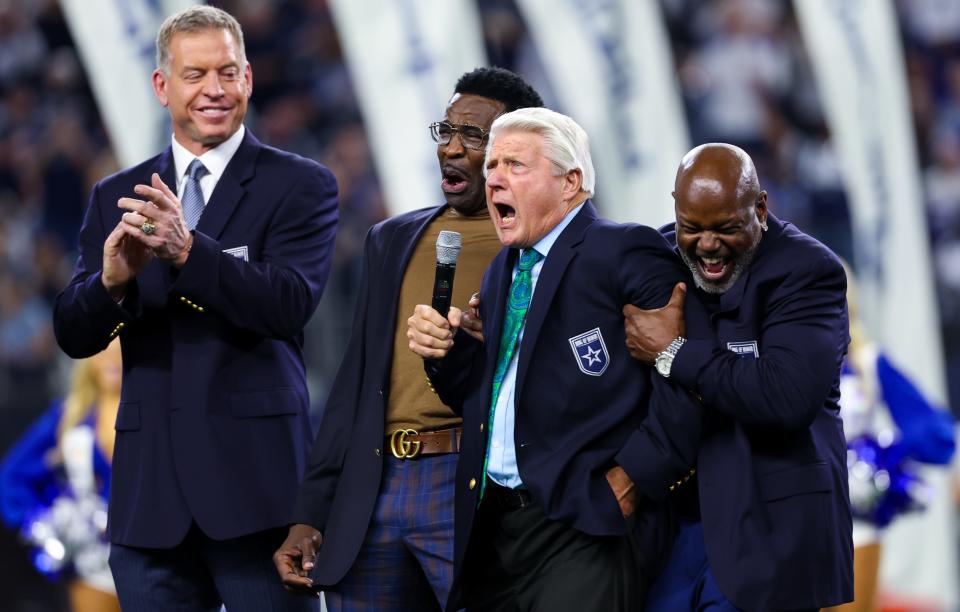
[667,214,853,610]
[291,204,451,586]
[53,131,339,548]
[429,202,705,606]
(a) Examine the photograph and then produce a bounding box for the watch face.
[656,354,671,377]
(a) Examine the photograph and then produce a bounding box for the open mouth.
[494,203,516,226]
[441,165,469,194]
[697,255,730,282]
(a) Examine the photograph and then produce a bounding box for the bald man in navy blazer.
[408,108,704,611]
[625,143,853,611]
[52,6,336,611]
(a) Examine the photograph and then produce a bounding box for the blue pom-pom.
[847,435,929,528]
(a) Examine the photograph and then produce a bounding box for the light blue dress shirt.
[487,203,584,489]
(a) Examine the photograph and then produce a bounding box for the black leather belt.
[484,480,534,511]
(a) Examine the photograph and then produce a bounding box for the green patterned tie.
[481,248,542,496]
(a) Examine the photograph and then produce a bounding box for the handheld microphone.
[432,230,462,317]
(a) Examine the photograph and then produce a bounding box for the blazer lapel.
[384,206,449,300]
[483,247,517,378]
[717,213,783,315]
[515,201,597,395]
[195,130,259,240]
[377,206,450,391]
[154,147,177,192]
[139,149,178,302]
[718,265,749,315]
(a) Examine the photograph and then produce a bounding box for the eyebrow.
[678,216,741,228]
[486,153,521,168]
[443,121,485,129]
[181,61,240,73]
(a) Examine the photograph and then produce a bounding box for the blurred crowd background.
[0,0,958,609]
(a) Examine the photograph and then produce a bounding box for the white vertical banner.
[513,0,688,225]
[59,0,198,166]
[794,0,955,607]
[329,0,487,216]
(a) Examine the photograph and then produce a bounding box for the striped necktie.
[181,159,209,230]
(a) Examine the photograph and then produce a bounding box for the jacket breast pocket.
[758,462,832,502]
[229,388,301,419]
[114,401,141,431]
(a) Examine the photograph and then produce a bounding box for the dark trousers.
[646,521,819,612]
[109,524,318,612]
[458,485,642,612]
[646,521,739,612]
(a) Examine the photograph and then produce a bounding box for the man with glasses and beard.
[623,143,853,611]
[273,68,543,612]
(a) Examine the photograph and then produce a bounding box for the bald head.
[672,143,768,294]
[675,143,760,210]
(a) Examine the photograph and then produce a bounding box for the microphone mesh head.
[436,230,462,265]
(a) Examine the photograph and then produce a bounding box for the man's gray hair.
[485,107,596,197]
[156,5,246,75]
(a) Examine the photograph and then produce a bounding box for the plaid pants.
[324,453,457,612]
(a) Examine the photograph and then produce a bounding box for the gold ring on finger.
[141,221,157,235]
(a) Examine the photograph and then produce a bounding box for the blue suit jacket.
[291,204,451,586]
[429,202,706,607]
[52,130,339,548]
[667,214,854,610]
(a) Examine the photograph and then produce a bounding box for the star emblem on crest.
[569,327,609,376]
[580,346,602,367]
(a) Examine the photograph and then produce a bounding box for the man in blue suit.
[408,108,705,611]
[52,6,338,611]
[624,143,853,610]
[272,68,543,611]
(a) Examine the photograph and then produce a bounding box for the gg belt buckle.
[390,429,422,459]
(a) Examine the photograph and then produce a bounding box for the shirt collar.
[529,203,584,259]
[170,124,246,186]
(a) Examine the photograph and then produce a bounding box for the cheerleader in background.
[0,338,121,612]
[826,270,955,612]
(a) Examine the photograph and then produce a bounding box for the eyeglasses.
[429,121,490,150]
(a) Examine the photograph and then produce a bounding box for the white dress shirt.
[169,124,245,205]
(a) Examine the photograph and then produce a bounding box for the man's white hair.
[484,107,595,197]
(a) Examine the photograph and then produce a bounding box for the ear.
[152,69,169,107]
[756,190,768,226]
[562,168,583,202]
[244,62,253,97]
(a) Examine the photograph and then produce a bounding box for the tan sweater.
[385,207,502,433]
